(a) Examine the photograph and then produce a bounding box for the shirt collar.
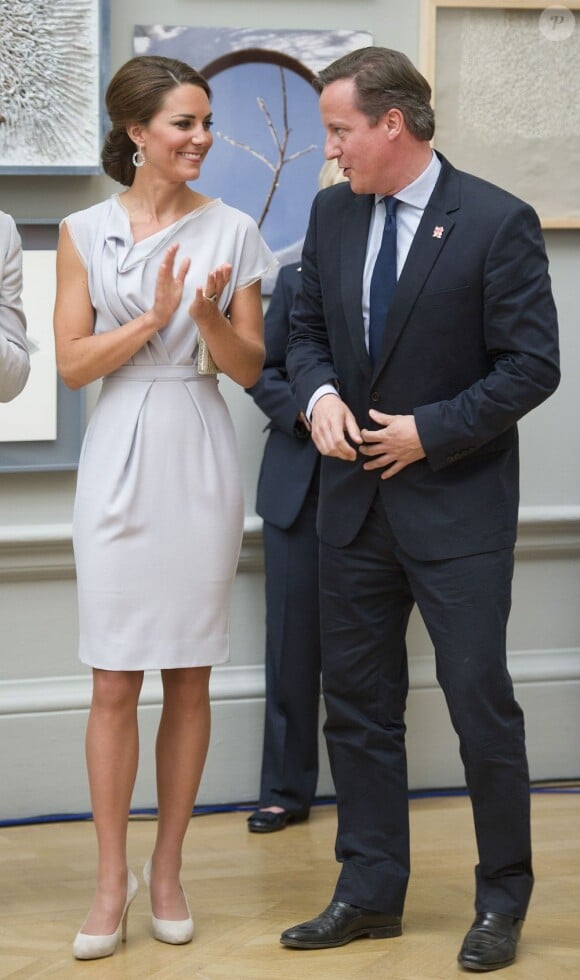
[375,150,441,210]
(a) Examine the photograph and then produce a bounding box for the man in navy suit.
[280,47,559,972]
[245,262,321,832]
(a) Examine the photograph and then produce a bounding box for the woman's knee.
[91,669,143,712]
[161,667,211,712]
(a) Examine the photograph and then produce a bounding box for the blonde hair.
[318,158,348,190]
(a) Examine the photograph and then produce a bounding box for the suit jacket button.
[371,391,380,403]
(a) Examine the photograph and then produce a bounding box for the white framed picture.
[420,0,580,228]
[0,0,109,175]
[0,228,84,472]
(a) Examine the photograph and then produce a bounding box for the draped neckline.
[108,194,222,273]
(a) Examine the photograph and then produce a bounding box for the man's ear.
[383,108,404,141]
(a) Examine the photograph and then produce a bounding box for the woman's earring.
[132,144,146,168]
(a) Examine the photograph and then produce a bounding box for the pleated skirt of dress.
[72,365,244,670]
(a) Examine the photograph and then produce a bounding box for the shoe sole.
[457,957,516,972]
[280,923,402,949]
[248,825,288,834]
[247,815,309,834]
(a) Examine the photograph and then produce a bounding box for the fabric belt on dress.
[105,364,211,383]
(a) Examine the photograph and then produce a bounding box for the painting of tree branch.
[0,0,108,174]
[134,27,372,290]
[220,63,318,229]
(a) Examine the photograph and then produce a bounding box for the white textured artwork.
[0,0,103,172]
[453,10,580,143]
[433,7,580,223]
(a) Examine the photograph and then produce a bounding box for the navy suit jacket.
[287,154,560,559]
[247,262,319,530]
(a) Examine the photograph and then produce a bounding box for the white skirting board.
[0,508,579,821]
[0,658,579,822]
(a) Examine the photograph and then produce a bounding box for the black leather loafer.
[458,912,523,972]
[280,900,402,949]
[247,807,309,834]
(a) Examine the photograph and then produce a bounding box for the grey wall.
[0,0,578,820]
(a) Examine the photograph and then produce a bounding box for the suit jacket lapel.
[340,193,373,377]
[372,156,460,376]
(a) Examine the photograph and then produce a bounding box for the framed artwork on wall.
[420,0,580,228]
[134,26,372,290]
[0,0,110,175]
[0,223,84,473]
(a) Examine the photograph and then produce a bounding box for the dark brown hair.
[317,47,435,141]
[101,55,212,186]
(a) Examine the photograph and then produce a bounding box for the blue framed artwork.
[0,0,109,175]
[134,26,371,289]
[0,223,85,473]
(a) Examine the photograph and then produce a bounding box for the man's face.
[320,78,394,196]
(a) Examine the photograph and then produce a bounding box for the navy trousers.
[320,495,533,917]
[258,482,322,811]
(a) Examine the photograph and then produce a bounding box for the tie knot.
[383,195,398,218]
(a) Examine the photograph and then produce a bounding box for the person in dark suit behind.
[245,161,346,833]
[0,211,29,402]
[280,47,559,972]
[245,261,320,832]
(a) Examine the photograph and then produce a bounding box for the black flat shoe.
[458,912,523,972]
[280,900,402,949]
[247,807,309,834]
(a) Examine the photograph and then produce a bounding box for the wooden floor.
[0,792,578,979]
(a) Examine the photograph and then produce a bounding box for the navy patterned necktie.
[368,196,399,365]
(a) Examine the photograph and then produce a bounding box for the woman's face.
[135,83,213,182]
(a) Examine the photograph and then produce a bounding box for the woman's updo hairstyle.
[101,55,212,187]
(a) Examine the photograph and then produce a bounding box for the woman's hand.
[151,244,191,328]
[189,264,232,323]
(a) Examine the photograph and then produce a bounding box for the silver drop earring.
[132,144,146,168]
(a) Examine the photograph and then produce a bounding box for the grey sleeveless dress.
[65,195,275,670]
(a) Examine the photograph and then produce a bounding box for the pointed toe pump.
[143,858,194,945]
[73,869,139,960]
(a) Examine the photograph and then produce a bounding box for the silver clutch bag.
[197,336,219,375]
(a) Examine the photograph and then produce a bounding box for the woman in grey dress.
[54,56,274,960]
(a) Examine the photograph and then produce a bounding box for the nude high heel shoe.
[72,869,138,960]
[143,858,194,944]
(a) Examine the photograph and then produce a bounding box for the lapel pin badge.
[432,226,444,239]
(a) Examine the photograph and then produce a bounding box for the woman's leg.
[149,666,212,919]
[81,668,143,935]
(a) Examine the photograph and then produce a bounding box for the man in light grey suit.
[0,211,29,402]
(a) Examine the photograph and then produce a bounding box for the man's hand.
[360,409,425,478]
[311,394,362,461]
[297,411,311,433]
